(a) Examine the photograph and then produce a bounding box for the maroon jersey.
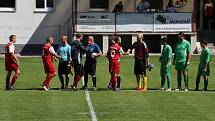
[206,6,214,16]
[130,41,149,60]
[107,43,121,60]
[5,42,18,71]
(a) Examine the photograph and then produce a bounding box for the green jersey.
[200,47,211,65]
[198,47,211,76]
[161,44,172,65]
[175,39,191,62]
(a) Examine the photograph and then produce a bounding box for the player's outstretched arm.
[126,49,131,54]
[186,53,191,66]
[96,51,103,57]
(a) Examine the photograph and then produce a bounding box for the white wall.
[0,0,73,54]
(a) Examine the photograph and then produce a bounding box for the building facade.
[0,0,201,55]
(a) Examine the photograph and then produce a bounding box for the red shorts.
[109,60,120,74]
[43,59,56,74]
[5,62,19,71]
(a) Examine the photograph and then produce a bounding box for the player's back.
[108,44,121,60]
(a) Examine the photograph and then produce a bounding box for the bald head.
[88,36,94,45]
[61,36,68,44]
[62,36,68,40]
[137,33,144,42]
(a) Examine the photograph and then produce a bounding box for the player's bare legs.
[136,74,141,90]
[10,69,20,87]
[111,73,118,91]
[43,72,56,90]
[183,71,189,91]
[141,74,147,91]
[176,71,182,90]
[203,75,208,91]
[5,71,12,90]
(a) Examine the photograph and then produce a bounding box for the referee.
[57,36,71,89]
[81,36,102,90]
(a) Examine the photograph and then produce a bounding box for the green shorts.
[197,64,210,76]
[160,63,171,77]
[175,61,188,72]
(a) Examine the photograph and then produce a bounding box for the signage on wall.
[76,13,115,32]
[116,13,154,32]
[154,13,192,32]
[76,13,192,33]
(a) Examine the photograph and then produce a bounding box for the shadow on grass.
[2,88,215,92]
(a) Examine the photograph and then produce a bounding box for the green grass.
[0,56,215,121]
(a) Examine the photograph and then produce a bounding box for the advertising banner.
[154,13,192,32]
[116,13,154,32]
[76,13,115,32]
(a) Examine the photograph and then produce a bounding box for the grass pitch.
[0,56,215,121]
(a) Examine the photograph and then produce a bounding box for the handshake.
[91,53,98,59]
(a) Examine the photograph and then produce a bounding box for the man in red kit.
[5,35,20,91]
[41,37,61,91]
[107,36,127,91]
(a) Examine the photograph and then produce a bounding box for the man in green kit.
[195,40,211,91]
[173,32,191,92]
[160,37,172,91]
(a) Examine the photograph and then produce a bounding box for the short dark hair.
[161,37,167,42]
[201,39,208,45]
[9,35,16,41]
[76,33,83,38]
[178,32,184,36]
[114,36,120,43]
[46,37,53,42]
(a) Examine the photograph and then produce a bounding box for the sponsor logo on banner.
[154,13,192,32]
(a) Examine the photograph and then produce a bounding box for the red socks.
[111,75,117,90]
[73,75,82,87]
[10,75,18,86]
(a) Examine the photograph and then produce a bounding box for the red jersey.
[5,42,18,71]
[5,42,16,64]
[42,43,53,62]
[42,43,56,73]
[107,43,121,60]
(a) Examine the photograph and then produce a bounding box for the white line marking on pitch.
[82,77,98,121]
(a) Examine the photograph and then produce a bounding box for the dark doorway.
[144,35,161,53]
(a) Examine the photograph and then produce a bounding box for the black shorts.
[73,61,84,76]
[134,59,146,75]
[58,61,71,75]
[84,60,96,76]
